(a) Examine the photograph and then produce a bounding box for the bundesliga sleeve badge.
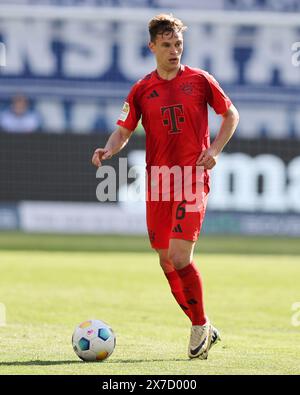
[118,101,130,122]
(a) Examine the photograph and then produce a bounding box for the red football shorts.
[146,184,209,249]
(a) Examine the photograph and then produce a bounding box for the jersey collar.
[154,64,185,81]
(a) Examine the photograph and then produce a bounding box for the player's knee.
[159,258,174,273]
[168,250,190,270]
[156,249,174,273]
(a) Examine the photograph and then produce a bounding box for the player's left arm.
[196,104,239,169]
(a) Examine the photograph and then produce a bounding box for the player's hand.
[196,147,219,169]
[91,148,112,167]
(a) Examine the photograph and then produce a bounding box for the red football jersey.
[117,65,232,185]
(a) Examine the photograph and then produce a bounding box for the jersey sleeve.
[204,72,232,115]
[116,83,141,131]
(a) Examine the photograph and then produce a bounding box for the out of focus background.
[0,0,300,240]
[1,1,300,376]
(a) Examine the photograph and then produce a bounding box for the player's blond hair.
[148,14,187,42]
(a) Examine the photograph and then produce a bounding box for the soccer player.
[92,14,239,359]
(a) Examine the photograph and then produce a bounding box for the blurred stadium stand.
[0,0,300,235]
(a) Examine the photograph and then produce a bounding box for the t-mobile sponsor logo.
[161,104,185,134]
[95,158,206,213]
[0,42,6,67]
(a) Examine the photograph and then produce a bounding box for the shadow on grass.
[109,358,187,364]
[0,360,82,366]
[0,358,187,366]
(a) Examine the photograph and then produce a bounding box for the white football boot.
[201,325,221,360]
[188,321,221,359]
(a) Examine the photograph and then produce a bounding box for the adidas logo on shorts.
[172,224,183,233]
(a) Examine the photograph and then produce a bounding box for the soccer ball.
[72,319,116,362]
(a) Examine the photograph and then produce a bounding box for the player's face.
[149,31,183,72]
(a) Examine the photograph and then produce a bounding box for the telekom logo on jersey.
[96,159,206,213]
[161,104,185,134]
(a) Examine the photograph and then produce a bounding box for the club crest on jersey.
[180,82,203,97]
[119,101,130,122]
[180,82,193,95]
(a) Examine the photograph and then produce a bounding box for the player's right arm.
[91,125,133,167]
[92,80,142,167]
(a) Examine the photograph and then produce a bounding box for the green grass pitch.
[0,233,300,375]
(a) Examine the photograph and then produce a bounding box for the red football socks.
[176,262,206,326]
[164,270,192,321]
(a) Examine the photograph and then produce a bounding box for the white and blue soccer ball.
[72,319,116,362]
